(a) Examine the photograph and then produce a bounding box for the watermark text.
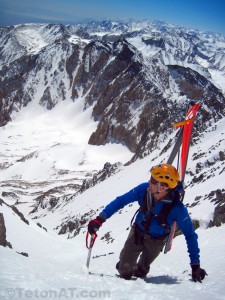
[3,287,110,299]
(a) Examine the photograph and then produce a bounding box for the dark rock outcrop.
[208,189,225,227]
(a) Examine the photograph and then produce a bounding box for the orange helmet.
[150,164,180,189]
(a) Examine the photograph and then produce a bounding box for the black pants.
[118,227,166,277]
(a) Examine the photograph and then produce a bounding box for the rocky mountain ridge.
[0,20,225,161]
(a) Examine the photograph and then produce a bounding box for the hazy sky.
[0,0,225,34]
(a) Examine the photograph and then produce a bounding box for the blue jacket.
[100,182,200,264]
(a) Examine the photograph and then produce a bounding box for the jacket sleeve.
[100,183,148,219]
[173,204,200,264]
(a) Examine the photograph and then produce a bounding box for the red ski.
[164,102,201,254]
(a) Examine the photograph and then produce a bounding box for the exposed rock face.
[79,162,122,193]
[11,206,29,225]
[208,189,225,227]
[0,54,38,125]
[0,212,7,247]
[0,199,12,248]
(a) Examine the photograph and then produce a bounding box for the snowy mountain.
[0,20,225,299]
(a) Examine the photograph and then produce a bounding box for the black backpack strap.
[130,208,140,226]
[154,182,185,228]
[130,191,154,229]
[153,204,173,227]
[171,181,185,203]
[139,191,148,212]
[143,192,154,233]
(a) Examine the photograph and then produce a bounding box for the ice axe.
[86,232,97,269]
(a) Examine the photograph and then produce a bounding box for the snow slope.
[0,99,133,182]
[1,198,225,300]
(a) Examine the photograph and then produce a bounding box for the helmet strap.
[157,182,161,193]
[156,182,169,194]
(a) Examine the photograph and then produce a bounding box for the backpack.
[131,181,185,230]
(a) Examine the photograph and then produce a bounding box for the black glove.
[191,264,208,283]
[88,215,105,234]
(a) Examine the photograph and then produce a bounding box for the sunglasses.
[150,177,168,187]
[150,177,159,185]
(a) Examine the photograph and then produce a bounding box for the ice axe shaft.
[86,232,97,269]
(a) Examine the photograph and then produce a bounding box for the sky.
[0,0,225,34]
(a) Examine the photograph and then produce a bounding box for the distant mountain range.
[0,20,225,159]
